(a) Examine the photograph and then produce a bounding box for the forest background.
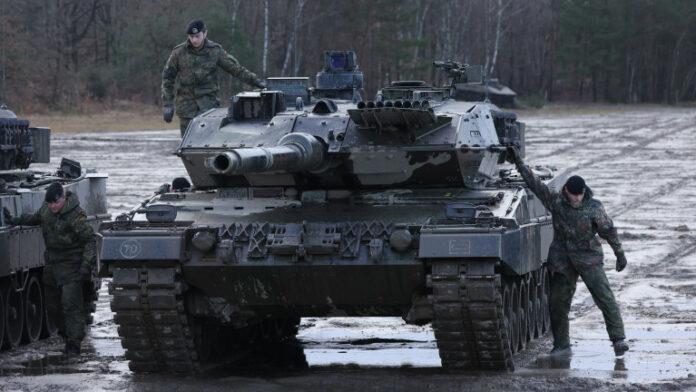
[1,0,696,112]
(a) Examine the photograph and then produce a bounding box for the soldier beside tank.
[3,183,96,356]
[161,19,266,136]
[508,147,630,357]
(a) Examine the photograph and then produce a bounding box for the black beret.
[565,175,586,195]
[186,19,206,35]
[45,182,64,203]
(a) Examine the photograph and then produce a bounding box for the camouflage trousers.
[549,264,625,348]
[43,261,85,343]
[179,117,192,137]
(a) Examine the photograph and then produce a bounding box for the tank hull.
[101,182,556,373]
[1,172,108,350]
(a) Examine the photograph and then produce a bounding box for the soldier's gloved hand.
[616,252,628,272]
[3,207,12,225]
[163,104,174,123]
[254,79,267,89]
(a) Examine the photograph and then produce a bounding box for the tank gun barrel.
[204,132,325,176]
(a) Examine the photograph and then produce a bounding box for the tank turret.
[434,60,517,107]
[314,51,364,100]
[178,84,523,190]
[0,104,50,170]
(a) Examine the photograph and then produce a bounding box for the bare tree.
[229,0,242,33]
[262,0,269,76]
[485,0,512,76]
[281,0,305,76]
[412,0,432,64]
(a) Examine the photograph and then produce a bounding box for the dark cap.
[564,175,586,195]
[186,19,206,35]
[45,182,64,203]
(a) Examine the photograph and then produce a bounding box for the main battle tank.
[434,60,517,108]
[0,104,108,349]
[100,57,562,373]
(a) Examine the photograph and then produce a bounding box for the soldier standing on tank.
[161,19,266,136]
[3,183,96,356]
[507,147,630,357]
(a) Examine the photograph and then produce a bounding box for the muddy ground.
[2,105,696,391]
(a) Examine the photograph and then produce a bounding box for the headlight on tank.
[389,229,413,252]
[191,230,217,252]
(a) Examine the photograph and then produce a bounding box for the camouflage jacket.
[515,161,624,273]
[9,191,95,266]
[161,39,260,118]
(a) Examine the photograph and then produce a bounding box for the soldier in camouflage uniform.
[162,19,266,136]
[508,147,629,357]
[3,183,95,356]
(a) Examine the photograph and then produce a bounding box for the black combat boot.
[612,339,629,356]
[549,345,572,356]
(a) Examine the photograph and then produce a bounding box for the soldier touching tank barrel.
[161,19,266,137]
[3,182,96,356]
[507,146,629,357]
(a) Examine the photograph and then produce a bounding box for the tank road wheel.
[23,275,43,343]
[0,284,5,349]
[525,278,534,343]
[510,282,521,353]
[531,273,541,339]
[541,267,551,334]
[518,280,528,350]
[502,282,514,354]
[4,283,24,348]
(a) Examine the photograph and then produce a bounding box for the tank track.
[110,266,302,373]
[110,267,201,373]
[430,260,549,371]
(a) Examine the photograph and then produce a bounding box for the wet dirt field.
[2,105,696,391]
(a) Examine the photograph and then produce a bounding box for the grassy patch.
[18,103,169,133]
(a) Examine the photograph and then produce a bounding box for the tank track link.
[110,267,200,373]
[430,260,548,371]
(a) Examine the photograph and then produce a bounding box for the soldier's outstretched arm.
[161,51,179,107]
[8,209,42,226]
[593,202,627,271]
[508,147,556,210]
[217,49,263,88]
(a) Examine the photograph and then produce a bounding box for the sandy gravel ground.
[1,105,696,391]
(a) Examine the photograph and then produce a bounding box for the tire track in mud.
[610,175,696,218]
[527,117,685,161]
[564,120,696,172]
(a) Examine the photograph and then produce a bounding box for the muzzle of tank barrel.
[204,132,325,175]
